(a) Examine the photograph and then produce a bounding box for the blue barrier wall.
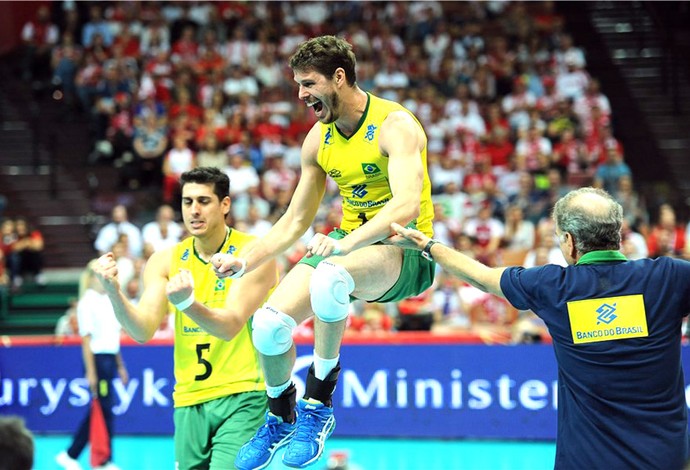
[2,342,688,439]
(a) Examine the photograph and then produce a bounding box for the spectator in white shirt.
[223,152,260,198]
[523,221,568,268]
[556,59,590,100]
[244,205,273,238]
[442,102,487,138]
[223,65,259,100]
[162,135,196,204]
[142,204,185,252]
[553,33,586,73]
[94,205,144,258]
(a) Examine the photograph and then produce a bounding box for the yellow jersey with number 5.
[317,93,433,236]
[171,228,265,408]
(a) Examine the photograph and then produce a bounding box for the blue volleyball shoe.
[234,411,296,470]
[282,399,336,468]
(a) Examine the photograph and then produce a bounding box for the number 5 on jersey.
[195,343,212,381]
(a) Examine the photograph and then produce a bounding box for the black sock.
[304,363,341,407]
[268,383,297,423]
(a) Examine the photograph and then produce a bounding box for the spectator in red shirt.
[647,203,686,258]
[585,123,623,167]
[535,75,561,118]
[483,102,510,136]
[171,25,199,67]
[552,128,588,177]
[463,202,505,265]
[193,47,225,79]
[194,108,227,149]
[112,25,141,60]
[10,218,45,287]
[285,104,317,142]
[252,108,284,142]
[169,87,203,123]
[463,154,497,201]
[484,127,514,174]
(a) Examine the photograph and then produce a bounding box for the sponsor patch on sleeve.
[567,294,648,344]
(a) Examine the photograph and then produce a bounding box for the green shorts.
[174,391,266,470]
[298,228,436,303]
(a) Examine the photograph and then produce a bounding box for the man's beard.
[321,91,340,124]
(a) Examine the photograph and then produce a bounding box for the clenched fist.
[166,269,195,306]
[211,253,247,279]
[91,253,121,293]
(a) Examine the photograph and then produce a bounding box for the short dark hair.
[289,35,357,86]
[180,167,230,202]
[0,416,34,470]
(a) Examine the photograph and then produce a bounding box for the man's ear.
[566,232,578,259]
[334,67,346,87]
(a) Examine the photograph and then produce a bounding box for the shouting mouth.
[307,99,324,116]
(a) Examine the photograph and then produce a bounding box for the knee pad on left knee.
[251,305,297,356]
[309,261,355,323]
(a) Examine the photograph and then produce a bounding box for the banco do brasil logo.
[596,303,617,324]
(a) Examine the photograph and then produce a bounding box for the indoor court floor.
[35,434,557,469]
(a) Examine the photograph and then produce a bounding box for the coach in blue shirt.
[390,187,690,470]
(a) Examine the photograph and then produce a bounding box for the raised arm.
[93,250,171,343]
[237,123,326,273]
[389,223,507,299]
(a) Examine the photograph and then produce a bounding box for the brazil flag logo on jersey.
[362,163,381,178]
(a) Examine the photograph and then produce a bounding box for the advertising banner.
[3,342,685,439]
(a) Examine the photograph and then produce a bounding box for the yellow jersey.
[316,93,434,236]
[171,228,265,407]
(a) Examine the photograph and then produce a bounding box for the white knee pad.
[251,305,297,356]
[310,261,355,323]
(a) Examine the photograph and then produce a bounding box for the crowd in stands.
[13,0,690,343]
[0,217,46,290]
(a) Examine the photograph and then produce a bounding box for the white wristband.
[228,258,247,279]
[331,240,342,256]
[174,292,195,311]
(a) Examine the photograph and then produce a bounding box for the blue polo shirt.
[501,251,690,469]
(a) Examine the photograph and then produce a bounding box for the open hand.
[385,223,430,251]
